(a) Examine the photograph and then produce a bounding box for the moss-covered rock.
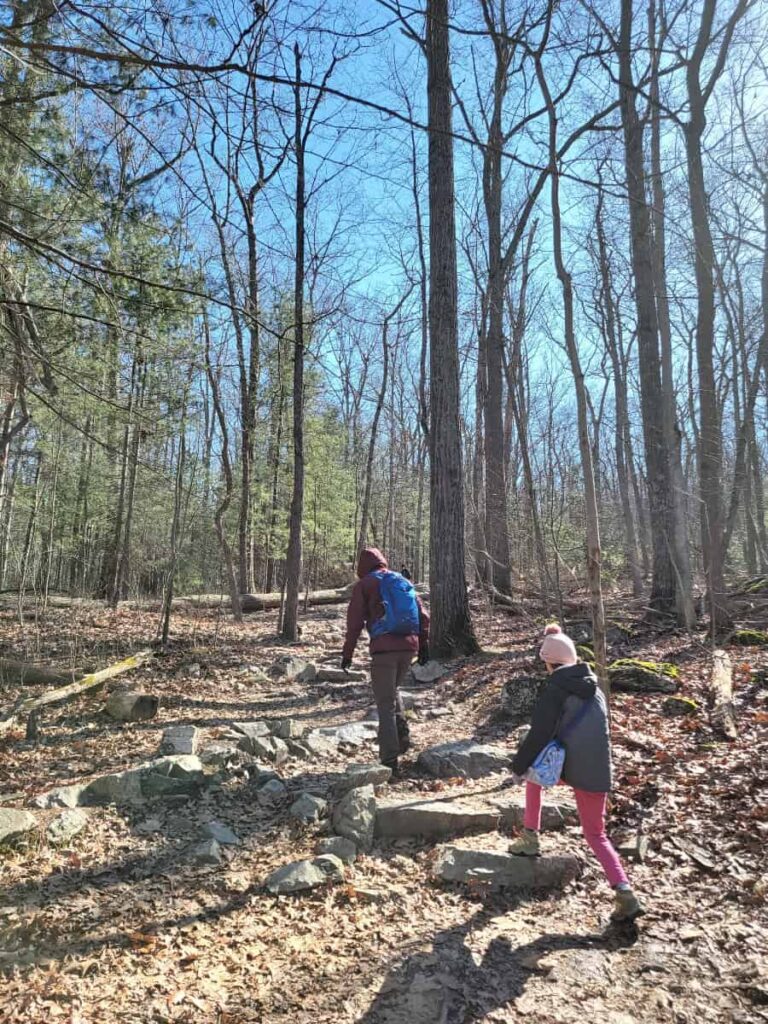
[608,659,679,694]
[731,629,768,647]
[663,696,699,717]
[576,643,594,662]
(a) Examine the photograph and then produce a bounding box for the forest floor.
[0,591,766,1024]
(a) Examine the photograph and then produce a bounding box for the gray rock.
[138,755,207,801]
[237,733,289,764]
[433,846,582,890]
[199,742,245,769]
[410,660,448,684]
[315,667,367,683]
[424,706,451,719]
[160,725,200,756]
[332,784,376,851]
[45,808,88,845]
[33,784,87,809]
[304,730,340,757]
[491,795,577,831]
[317,836,357,864]
[105,691,159,722]
[265,855,345,895]
[203,820,241,846]
[500,676,547,724]
[398,691,421,711]
[289,793,327,823]
[375,799,499,839]
[232,721,271,741]
[270,718,304,740]
[417,740,510,779]
[268,655,317,683]
[315,721,378,747]
[191,838,223,865]
[616,832,650,863]
[285,738,314,760]
[0,808,37,846]
[335,763,392,795]
[256,778,288,807]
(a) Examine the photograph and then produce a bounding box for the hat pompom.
[543,622,562,636]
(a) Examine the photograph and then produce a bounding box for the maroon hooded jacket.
[342,547,429,660]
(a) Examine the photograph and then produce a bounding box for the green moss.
[576,643,594,661]
[745,577,768,594]
[731,629,768,647]
[609,658,679,679]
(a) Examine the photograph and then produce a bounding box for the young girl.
[509,623,645,922]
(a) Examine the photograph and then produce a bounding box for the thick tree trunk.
[426,0,478,657]
[618,0,680,622]
[282,44,308,642]
[535,21,607,693]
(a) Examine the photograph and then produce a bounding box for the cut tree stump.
[0,649,154,736]
[709,649,738,741]
[105,691,158,722]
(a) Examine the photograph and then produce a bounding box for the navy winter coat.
[512,662,613,792]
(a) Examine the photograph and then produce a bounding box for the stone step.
[375,794,575,840]
[375,799,499,839]
[434,846,582,890]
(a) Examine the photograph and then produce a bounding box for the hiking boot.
[508,828,540,857]
[610,889,645,923]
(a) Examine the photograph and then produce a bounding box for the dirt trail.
[0,598,766,1023]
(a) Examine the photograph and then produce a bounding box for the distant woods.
[0,0,766,652]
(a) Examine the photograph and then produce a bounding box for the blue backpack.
[368,570,420,638]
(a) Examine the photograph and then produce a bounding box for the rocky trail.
[0,597,766,1023]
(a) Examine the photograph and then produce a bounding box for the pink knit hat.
[539,623,578,666]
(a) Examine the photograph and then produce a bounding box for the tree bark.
[426,0,478,656]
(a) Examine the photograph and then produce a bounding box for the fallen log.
[0,658,86,687]
[709,649,738,741]
[240,586,353,613]
[0,649,154,737]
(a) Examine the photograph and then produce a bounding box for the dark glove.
[341,656,352,671]
[417,646,429,666]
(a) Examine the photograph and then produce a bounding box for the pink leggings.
[524,781,628,888]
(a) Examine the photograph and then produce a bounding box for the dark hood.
[550,661,597,699]
[357,547,387,578]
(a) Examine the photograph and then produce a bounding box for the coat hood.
[550,661,597,699]
[356,547,388,578]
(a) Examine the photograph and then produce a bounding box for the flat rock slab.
[33,755,208,808]
[237,733,289,764]
[315,721,379,747]
[375,799,499,839]
[231,721,271,740]
[490,795,577,831]
[315,667,368,683]
[410,660,449,684]
[335,763,392,795]
[317,836,357,863]
[160,725,200,755]
[0,808,37,846]
[434,846,582,890]
[417,740,510,779]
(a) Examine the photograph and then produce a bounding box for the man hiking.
[341,547,429,772]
